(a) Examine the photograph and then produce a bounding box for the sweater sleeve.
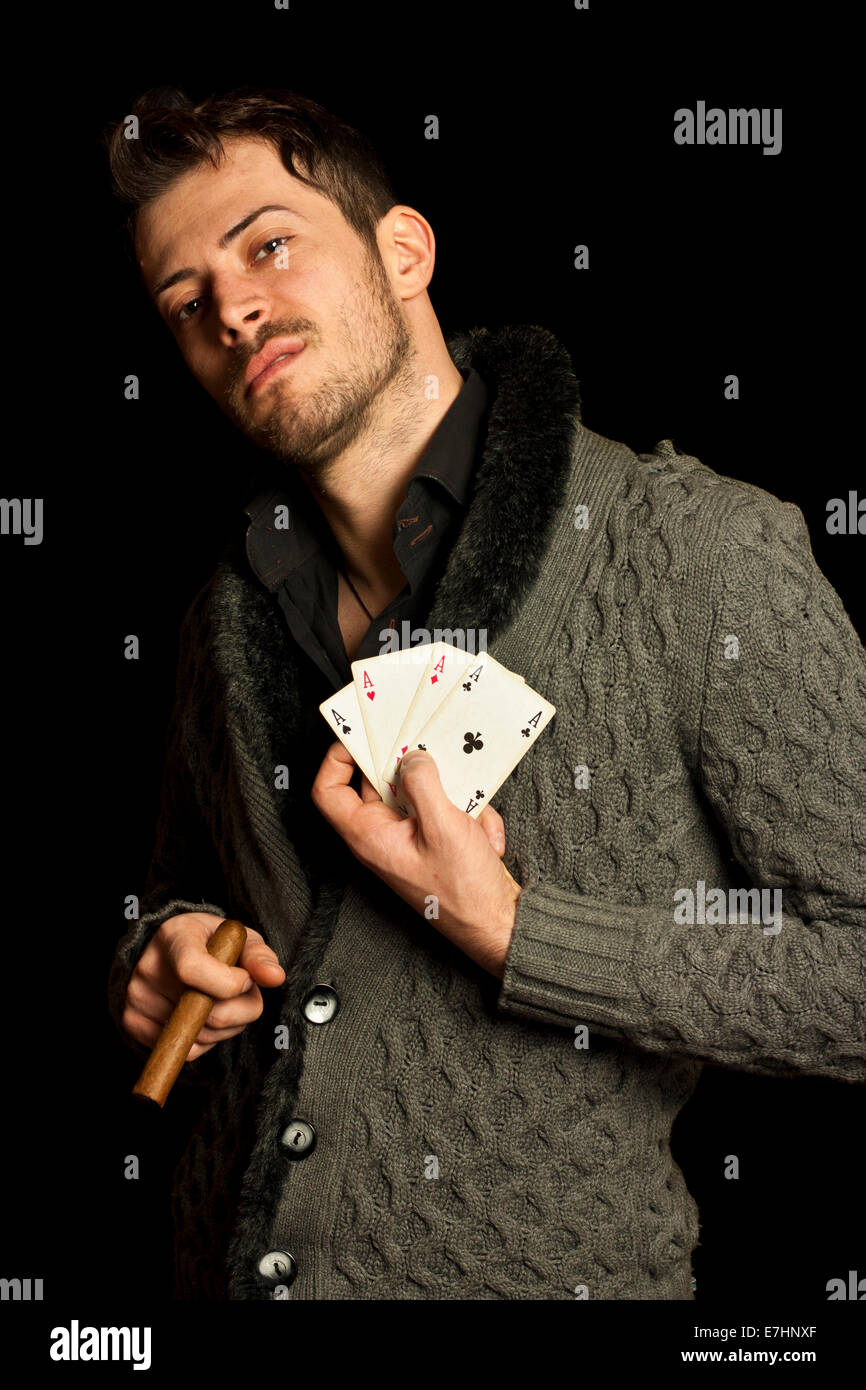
[106,596,232,1088]
[496,486,866,1083]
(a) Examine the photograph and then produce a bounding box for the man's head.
[106,88,444,476]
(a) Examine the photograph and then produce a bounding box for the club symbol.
[475,789,485,800]
[463,731,483,754]
[521,727,530,738]
[462,680,473,692]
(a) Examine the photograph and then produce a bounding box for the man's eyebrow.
[151,204,307,300]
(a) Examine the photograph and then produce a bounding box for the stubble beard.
[229,248,417,481]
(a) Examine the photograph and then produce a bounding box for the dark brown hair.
[104,85,399,263]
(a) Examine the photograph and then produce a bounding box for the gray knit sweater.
[107,324,866,1300]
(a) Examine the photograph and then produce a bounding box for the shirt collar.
[242,366,489,590]
[409,366,488,505]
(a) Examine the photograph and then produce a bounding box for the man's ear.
[378,206,436,302]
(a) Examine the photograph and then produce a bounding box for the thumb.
[398,750,453,844]
[240,935,286,988]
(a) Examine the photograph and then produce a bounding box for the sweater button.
[280,1118,317,1158]
[257,1250,297,1290]
[302,984,339,1023]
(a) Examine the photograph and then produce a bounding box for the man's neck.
[300,356,466,609]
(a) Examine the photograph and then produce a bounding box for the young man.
[106,86,866,1300]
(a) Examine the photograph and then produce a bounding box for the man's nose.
[212,276,272,347]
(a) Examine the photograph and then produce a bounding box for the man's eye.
[253,235,293,262]
[171,235,294,324]
[177,297,206,324]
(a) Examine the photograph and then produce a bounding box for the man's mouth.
[245,338,307,396]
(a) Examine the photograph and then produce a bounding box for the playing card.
[318,680,380,791]
[395,655,555,819]
[380,644,523,802]
[351,646,432,795]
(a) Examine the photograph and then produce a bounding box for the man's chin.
[241,414,324,470]
[230,395,300,449]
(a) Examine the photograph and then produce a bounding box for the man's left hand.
[311,742,521,978]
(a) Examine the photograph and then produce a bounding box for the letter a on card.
[317,680,380,791]
[352,648,431,796]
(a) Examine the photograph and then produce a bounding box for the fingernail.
[400,750,429,769]
[241,977,254,992]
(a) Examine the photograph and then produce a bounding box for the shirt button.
[280,1118,317,1158]
[257,1250,298,1288]
[302,984,340,1023]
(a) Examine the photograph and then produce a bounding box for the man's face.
[136,136,414,472]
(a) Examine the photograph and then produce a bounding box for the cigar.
[131,918,248,1107]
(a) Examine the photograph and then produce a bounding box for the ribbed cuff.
[497,881,647,1029]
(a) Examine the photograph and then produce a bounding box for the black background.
[2,0,861,1350]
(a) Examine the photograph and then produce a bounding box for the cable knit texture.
[106,324,866,1301]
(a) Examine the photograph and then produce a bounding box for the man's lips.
[244,337,306,395]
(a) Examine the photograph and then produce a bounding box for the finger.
[125,968,254,1029]
[126,971,180,1021]
[124,1007,247,1052]
[239,935,286,987]
[141,914,253,998]
[359,771,381,804]
[397,750,454,849]
[477,804,506,857]
[502,862,521,891]
[205,982,264,1030]
[141,920,282,997]
[122,1004,225,1061]
[314,737,356,787]
[311,739,363,831]
[168,933,254,1000]
[195,1021,249,1044]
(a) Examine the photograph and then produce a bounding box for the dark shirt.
[242,366,490,692]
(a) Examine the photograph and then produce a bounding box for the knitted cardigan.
[107,323,866,1301]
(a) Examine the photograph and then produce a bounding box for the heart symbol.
[367,691,375,700]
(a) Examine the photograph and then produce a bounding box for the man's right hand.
[121,911,286,1061]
